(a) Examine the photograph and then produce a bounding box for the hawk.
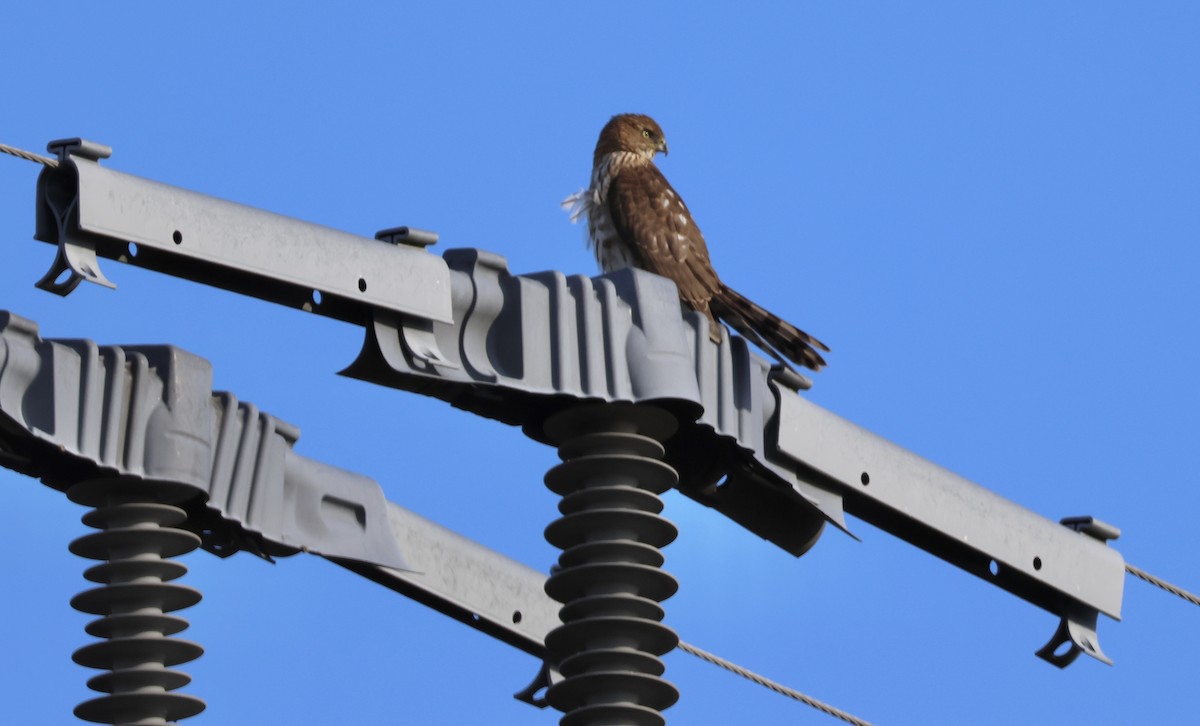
[562,113,829,371]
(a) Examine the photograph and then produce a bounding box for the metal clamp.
[1036,608,1111,667]
[35,138,117,295]
[1035,516,1122,667]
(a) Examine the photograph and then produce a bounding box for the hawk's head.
[594,113,668,166]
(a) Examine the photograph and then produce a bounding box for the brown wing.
[606,164,722,314]
[607,163,831,371]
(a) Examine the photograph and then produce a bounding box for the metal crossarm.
[0,311,408,571]
[21,138,1125,667]
[33,138,451,324]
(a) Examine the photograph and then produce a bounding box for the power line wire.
[1126,563,1200,607]
[675,562,1198,726]
[677,640,874,726]
[0,142,58,168]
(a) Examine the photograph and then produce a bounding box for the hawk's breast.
[586,152,642,273]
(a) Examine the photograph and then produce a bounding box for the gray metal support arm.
[0,310,572,718]
[0,310,408,572]
[0,310,566,708]
[24,138,1125,665]
[773,393,1124,666]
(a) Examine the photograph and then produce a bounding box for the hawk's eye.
[642,129,652,139]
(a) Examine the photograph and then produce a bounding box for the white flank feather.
[560,189,589,223]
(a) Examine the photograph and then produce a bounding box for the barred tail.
[712,285,830,371]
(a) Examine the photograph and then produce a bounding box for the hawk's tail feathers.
[713,284,830,371]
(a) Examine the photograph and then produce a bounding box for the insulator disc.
[557,540,665,568]
[557,485,664,516]
[558,593,665,623]
[557,432,665,460]
[86,666,192,694]
[70,527,201,561]
[545,456,678,496]
[83,559,189,585]
[546,562,678,604]
[547,671,680,712]
[74,691,206,724]
[558,648,665,678]
[72,636,204,670]
[558,703,665,726]
[546,616,679,659]
[71,582,203,616]
[84,612,191,639]
[82,503,187,530]
[545,510,677,550]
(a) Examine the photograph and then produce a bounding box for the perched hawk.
[562,113,829,371]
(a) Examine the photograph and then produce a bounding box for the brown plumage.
[562,113,830,371]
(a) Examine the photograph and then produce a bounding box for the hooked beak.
[658,139,669,156]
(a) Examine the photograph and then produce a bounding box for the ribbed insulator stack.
[542,403,681,726]
[67,478,206,725]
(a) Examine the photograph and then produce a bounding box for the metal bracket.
[48,138,113,163]
[1034,515,1122,667]
[376,226,439,249]
[34,138,117,295]
[513,661,561,708]
[364,312,457,373]
[1036,608,1111,667]
[768,362,813,392]
[1061,515,1121,544]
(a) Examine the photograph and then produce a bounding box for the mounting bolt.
[46,138,112,163]
[376,226,439,248]
[1060,516,1121,543]
[769,364,813,392]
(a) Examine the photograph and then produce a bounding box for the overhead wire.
[0,141,58,168]
[1126,563,1200,607]
[677,640,874,726]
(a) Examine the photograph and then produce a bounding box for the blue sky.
[2,3,1197,724]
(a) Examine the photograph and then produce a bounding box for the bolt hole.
[358,277,367,292]
[860,472,870,486]
[172,230,183,245]
[988,560,999,576]
[471,613,480,622]
[1053,640,1073,657]
[512,610,522,624]
[1033,556,1042,571]
[127,242,139,258]
[312,290,323,305]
